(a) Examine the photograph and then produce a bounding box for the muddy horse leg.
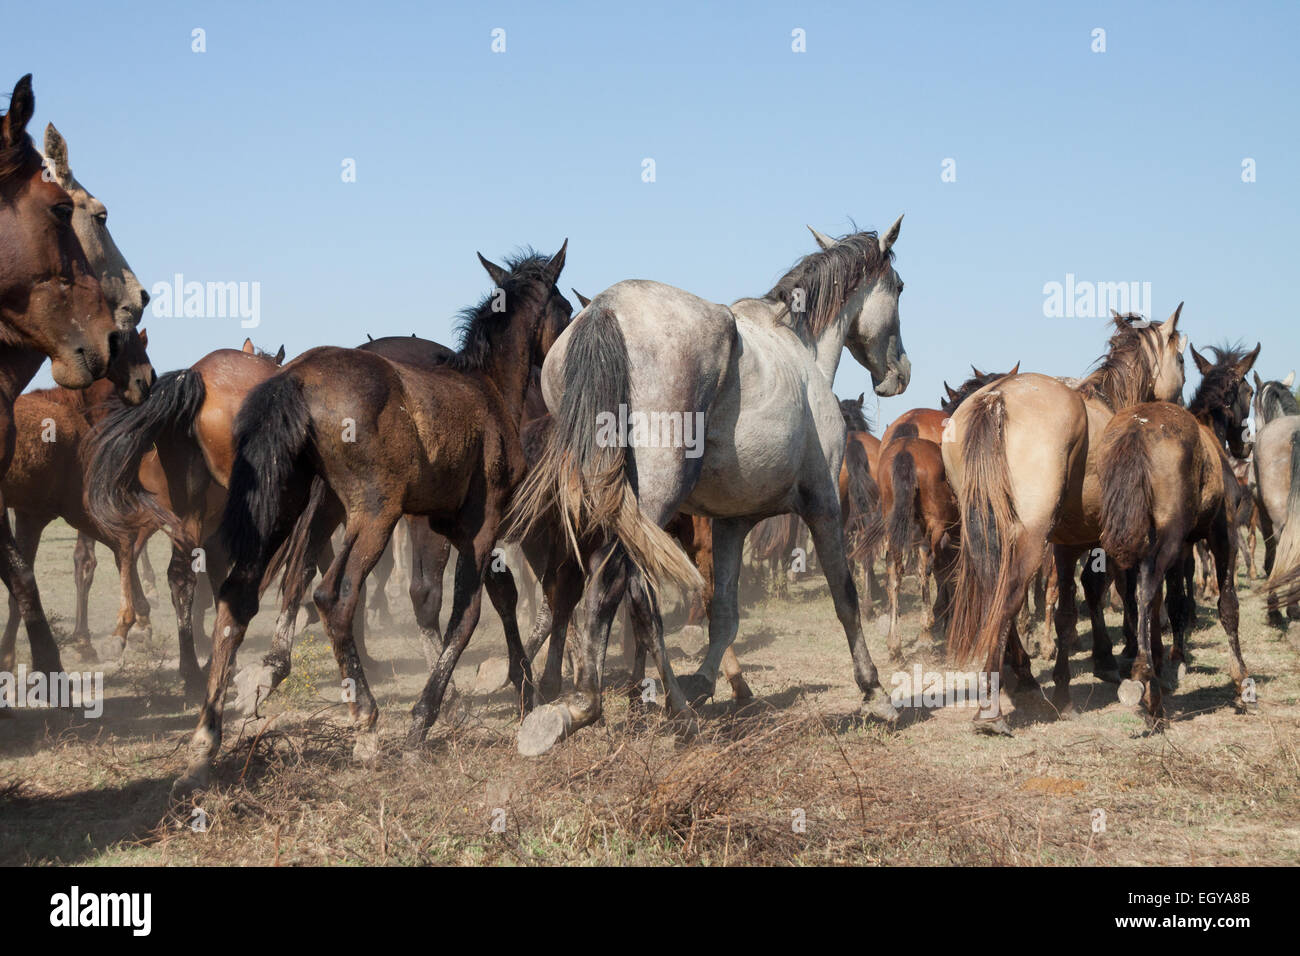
[71,531,97,651]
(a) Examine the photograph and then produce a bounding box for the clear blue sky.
[5,0,1297,427]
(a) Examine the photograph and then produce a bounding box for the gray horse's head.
[43,123,149,330]
[810,216,910,396]
[1252,369,1298,426]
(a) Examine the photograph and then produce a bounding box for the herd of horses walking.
[1,75,1297,797]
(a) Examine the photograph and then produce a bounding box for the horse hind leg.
[1209,518,1253,713]
[1079,556,1120,683]
[71,531,97,651]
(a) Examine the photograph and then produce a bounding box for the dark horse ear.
[544,239,568,285]
[572,288,591,308]
[1190,343,1213,375]
[1,74,35,148]
[1235,343,1262,379]
[856,392,865,404]
[943,382,958,399]
[477,252,510,289]
[971,364,985,378]
[274,345,286,364]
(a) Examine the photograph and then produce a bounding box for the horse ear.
[1253,371,1264,390]
[1,75,34,148]
[1162,302,1184,337]
[1235,343,1262,378]
[1006,361,1020,376]
[807,225,836,251]
[1190,344,1213,375]
[857,392,865,404]
[1283,370,1296,388]
[572,288,591,308]
[476,252,510,289]
[43,123,71,186]
[944,382,958,399]
[971,364,985,378]
[138,328,148,348]
[274,345,286,364]
[544,239,568,285]
[242,338,255,353]
[878,214,903,255]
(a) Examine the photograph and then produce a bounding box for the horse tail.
[85,368,203,543]
[1097,425,1155,570]
[886,447,918,565]
[844,439,884,562]
[219,373,314,607]
[947,390,1021,668]
[1266,431,1300,605]
[506,306,702,596]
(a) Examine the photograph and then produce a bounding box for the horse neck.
[0,346,50,412]
[1079,350,1153,411]
[478,324,533,427]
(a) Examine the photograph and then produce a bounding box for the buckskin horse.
[942,308,1186,734]
[0,75,120,681]
[509,219,909,756]
[1097,344,1259,724]
[1252,371,1300,621]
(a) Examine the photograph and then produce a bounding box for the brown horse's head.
[43,123,150,330]
[471,240,572,369]
[105,326,156,405]
[0,75,118,387]
[1190,341,1260,459]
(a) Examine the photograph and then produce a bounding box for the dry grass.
[1,520,1298,865]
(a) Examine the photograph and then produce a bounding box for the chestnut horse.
[86,338,285,696]
[1097,344,1259,724]
[173,244,571,791]
[0,75,119,680]
[943,309,1186,734]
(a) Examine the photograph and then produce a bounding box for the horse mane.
[1075,316,1166,411]
[839,396,873,434]
[449,248,553,372]
[1259,380,1300,421]
[1188,343,1249,422]
[941,369,1008,415]
[763,230,893,339]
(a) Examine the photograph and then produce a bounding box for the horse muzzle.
[873,353,911,397]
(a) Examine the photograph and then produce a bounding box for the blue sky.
[4,0,1297,427]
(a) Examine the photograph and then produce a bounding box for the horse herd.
[1,75,1297,799]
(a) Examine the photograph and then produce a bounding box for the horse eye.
[94,211,107,224]
[51,203,73,225]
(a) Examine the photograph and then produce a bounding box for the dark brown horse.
[174,244,571,791]
[86,338,286,696]
[1098,344,1259,724]
[0,75,120,679]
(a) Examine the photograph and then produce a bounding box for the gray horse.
[1253,370,1300,621]
[510,219,909,755]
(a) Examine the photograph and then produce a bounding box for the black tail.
[845,439,884,562]
[220,373,314,588]
[85,368,204,541]
[886,448,918,563]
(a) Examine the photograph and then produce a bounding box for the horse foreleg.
[408,519,451,669]
[1210,518,1252,712]
[1080,556,1119,683]
[71,531,96,648]
[484,563,533,716]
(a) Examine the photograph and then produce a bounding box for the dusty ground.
[1,520,1297,865]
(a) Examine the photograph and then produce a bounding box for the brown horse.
[1,328,154,668]
[173,244,571,791]
[0,75,120,679]
[943,309,1186,733]
[1097,344,1259,723]
[86,338,285,696]
[875,368,1012,657]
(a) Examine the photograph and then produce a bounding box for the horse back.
[192,348,285,485]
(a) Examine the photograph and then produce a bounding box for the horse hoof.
[1056,702,1077,721]
[473,657,511,694]
[676,673,715,708]
[517,703,570,757]
[973,716,1013,737]
[1093,662,1121,685]
[102,636,125,662]
[861,688,899,723]
[127,622,152,643]
[1267,610,1287,628]
[171,763,211,802]
[352,731,381,766]
[730,678,754,702]
[1117,679,1144,708]
[232,664,275,716]
[1235,698,1259,716]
